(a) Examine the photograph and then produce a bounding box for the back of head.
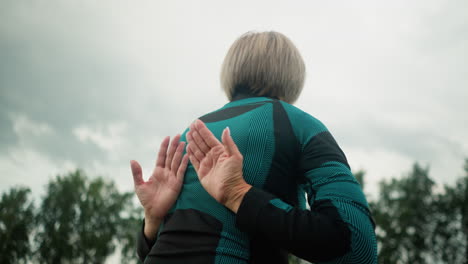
[220,31,306,104]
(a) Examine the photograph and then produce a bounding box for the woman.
[131,31,377,263]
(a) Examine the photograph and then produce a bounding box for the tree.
[115,197,143,263]
[432,159,468,263]
[354,170,366,191]
[371,163,435,263]
[460,159,468,263]
[0,187,35,264]
[35,170,138,264]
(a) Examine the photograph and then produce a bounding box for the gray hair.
[220,31,306,104]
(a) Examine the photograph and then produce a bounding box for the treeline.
[371,160,468,264]
[0,170,142,264]
[1,160,467,263]
[290,159,468,264]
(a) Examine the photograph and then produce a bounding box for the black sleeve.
[136,219,157,262]
[236,187,351,263]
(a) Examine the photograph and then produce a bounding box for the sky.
[1,0,467,201]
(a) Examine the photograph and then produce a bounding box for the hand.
[131,135,189,239]
[186,120,251,213]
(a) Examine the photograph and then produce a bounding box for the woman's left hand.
[186,120,251,213]
[130,135,189,240]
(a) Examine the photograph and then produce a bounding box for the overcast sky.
[1,0,467,200]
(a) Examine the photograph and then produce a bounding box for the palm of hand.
[198,146,243,204]
[136,166,182,220]
[131,135,188,222]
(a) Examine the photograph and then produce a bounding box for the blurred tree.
[0,187,35,264]
[35,170,139,264]
[116,197,143,263]
[5,161,468,263]
[461,159,468,263]
[371,163,435,264]
[354,170,366,191]
[432,159,468,263]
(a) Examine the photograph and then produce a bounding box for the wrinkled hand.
[186,120,251,213]
[131,135,189,224]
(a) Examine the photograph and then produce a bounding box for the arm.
[136,218,162,260]
[234,182,351,262]
[130,135,189,261]
[186,120,352,262]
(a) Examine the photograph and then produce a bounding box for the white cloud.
[346,148,414,200]
[10,113,53,138]
[73,122,127,152]
[0,146,76,199]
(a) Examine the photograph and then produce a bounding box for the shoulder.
[278,101,329,145]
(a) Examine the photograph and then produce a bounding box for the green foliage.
[0,187,35,264]
[35,170,139,264]
[371,163,435,264]
[116,198,143,263]
[2,160,468,263]
[354,169,366,191]
[431,159,468,263]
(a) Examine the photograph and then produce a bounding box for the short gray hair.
[220,31,306,104]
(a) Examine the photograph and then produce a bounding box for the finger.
[191,130,211,155]
[165,134,181,168]
[156,136,170,167]
[194,119,221,148]
[187,144,200,172]
[186,134,206,162]
[222,127,241,157]
[186,131,195,145]
[130,160,144,186]
[170,141,186,171]
[176,154,189,181]
[186,131,206,159]
[187,142,204,165]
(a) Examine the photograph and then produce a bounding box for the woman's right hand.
[186,120,251,213]
[130,135,189,240]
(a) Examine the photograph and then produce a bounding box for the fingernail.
[226,126,230,135]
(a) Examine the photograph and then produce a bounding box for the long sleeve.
[136,219,157,263]
[236,186,351,263]
[235,119,372,262]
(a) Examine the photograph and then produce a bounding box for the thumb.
[130,160,144,186]
[222,127,241,157]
